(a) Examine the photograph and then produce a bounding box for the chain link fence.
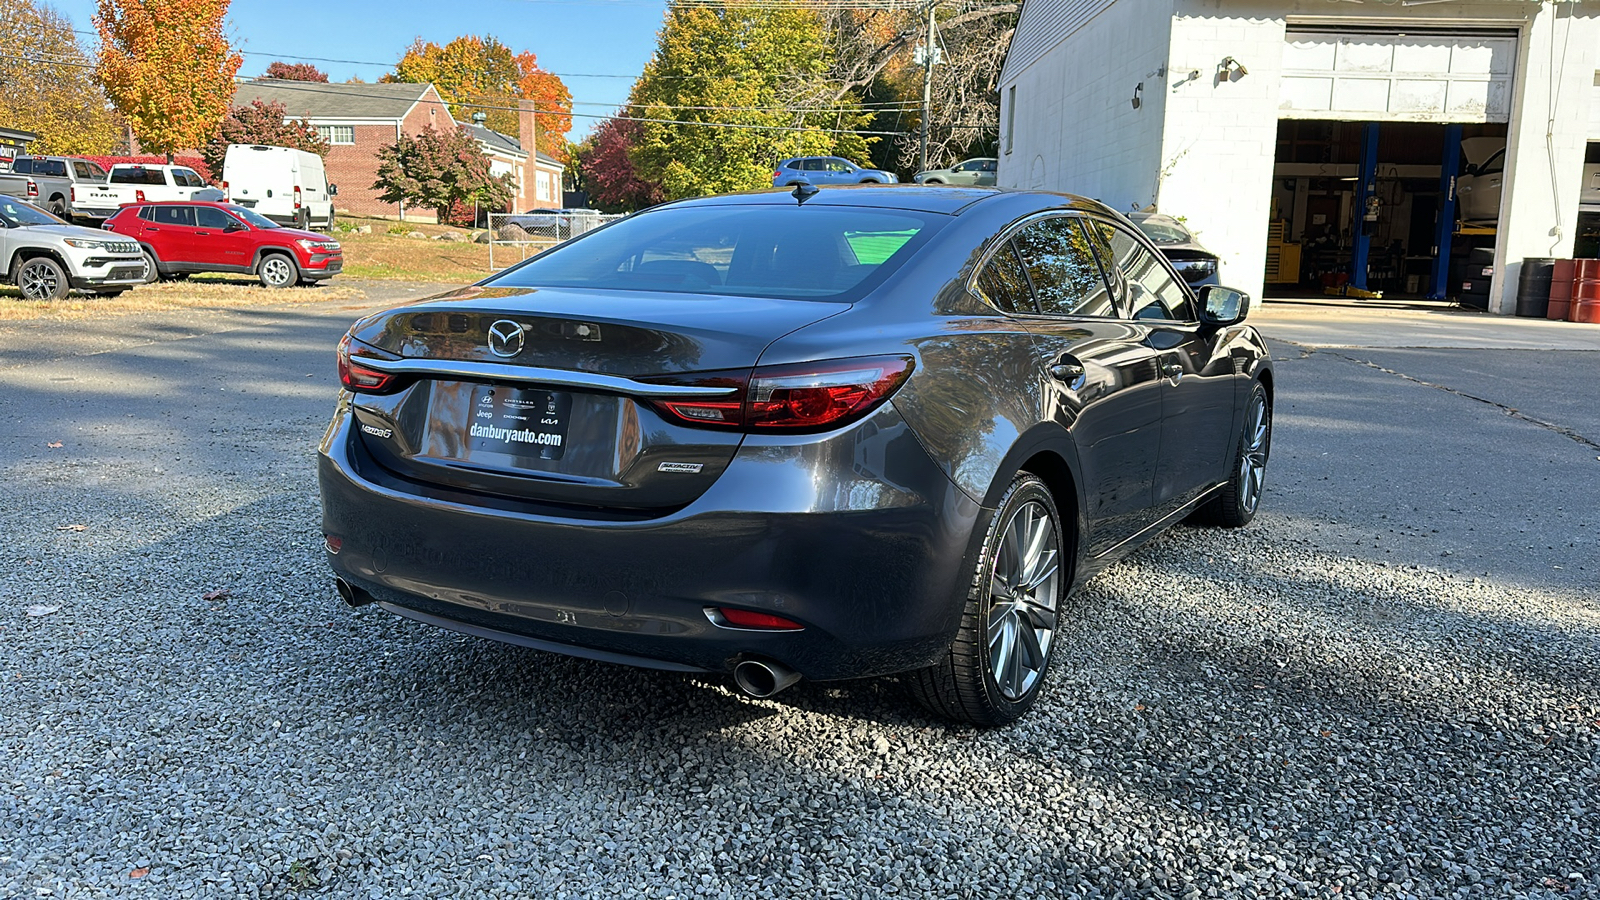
[487,211,621,271]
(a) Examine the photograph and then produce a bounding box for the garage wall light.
[1219,56,1249,78]
[1131,82,1143,110]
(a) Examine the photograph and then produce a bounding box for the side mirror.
[1197,284,1249,326]
[225,220,245,232]
[328,184,338,196]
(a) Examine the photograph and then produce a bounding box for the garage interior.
[1267,119,1508,306]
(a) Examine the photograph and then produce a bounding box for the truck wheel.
[257,253,298,288]
[48,197,67,218]
[17,257,68,300]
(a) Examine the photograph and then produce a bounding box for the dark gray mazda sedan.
[319,185,1272,725]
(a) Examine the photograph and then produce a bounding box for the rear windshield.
[1135,220,1193,244]
[487,204,941,302]
[110,167,168,185]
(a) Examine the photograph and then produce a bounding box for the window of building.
[316,125,354,145]
[536,171,552,202]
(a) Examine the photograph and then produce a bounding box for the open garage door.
[1280,28,1518,124]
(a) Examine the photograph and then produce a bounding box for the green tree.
[629,1,872,200]
[372,125,513,221]
[0,0,120,155]
[200,100,329,177]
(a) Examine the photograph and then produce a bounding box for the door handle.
[147,227,161,231]
[195,231,211,236]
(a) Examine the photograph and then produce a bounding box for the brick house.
[467,105,566,213]
[232,80,564,222]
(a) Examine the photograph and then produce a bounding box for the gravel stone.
[1,301,1595,898]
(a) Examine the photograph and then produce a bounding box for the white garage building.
[997,0,1600,314]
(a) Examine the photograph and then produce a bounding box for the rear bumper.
[317,401,981,680]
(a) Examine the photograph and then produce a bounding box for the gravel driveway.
[2,298,1596,898]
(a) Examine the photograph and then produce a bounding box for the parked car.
[503,207,603,235]
[92,164,225,215]
[772,157,898,186]
[0,195,146,300]
[221,144,336,230]
[912,157,998,186]
[1127,212,1221,288]
[320,185,1272,726]
[104,200,341,288]
[0,155,111,221]
[1456,137,1505,224]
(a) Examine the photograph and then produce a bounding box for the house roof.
[233,79,438,121]
[466,124,563,167]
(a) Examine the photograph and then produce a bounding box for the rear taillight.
[647,355,913,433]
[26,179,37,197]
[71,186,77,202]
[294,185,302,209]
[337,334,404,393]
[135,190,145,203]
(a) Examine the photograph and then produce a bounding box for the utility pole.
[919,0,936,174]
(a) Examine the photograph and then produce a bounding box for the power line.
[0,52,913,136]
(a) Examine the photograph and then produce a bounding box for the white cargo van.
[221,144,336,230]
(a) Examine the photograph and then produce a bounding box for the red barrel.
[1572,259,1600,325]
[1547,259,1574,321]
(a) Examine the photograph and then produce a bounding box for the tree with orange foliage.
[385,35,573,162]
[93,0,242,160]
[263,61,328,82]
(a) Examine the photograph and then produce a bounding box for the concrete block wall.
[1158,9,1288,306]
[997,0,1174,212]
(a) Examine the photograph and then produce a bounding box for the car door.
[146,205,200,265]
[975,159,998,186]
[948,161,979,186]
[983,215,1166,557]
[1088,218,1240,516]
[193,206,252,270]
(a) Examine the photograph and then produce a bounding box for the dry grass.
[334,216,537,281]
[0,276,371,322]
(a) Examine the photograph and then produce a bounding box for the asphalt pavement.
[1,293,1596,898]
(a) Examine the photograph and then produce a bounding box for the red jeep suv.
[105,201,342,288]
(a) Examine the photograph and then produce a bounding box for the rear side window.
[72,161,104,180]
[1093,223,1194,322]
[36,159,68,177]
[137,206,155,221]
[11,159,31,174]
[1011,217,1116,317]
[973,242,1033,314]
[174,169,204,187]
[489,205,941,302]
[151,206,196,227]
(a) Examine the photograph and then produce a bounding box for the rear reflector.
[715,608,804,631]
[647,355,914,434]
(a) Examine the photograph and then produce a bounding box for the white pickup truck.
[73,163,225,221]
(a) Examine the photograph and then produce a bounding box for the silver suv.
[1,196,146,300]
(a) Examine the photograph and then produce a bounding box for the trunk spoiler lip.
[354,357,740,398]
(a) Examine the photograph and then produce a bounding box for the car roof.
[657,184,1113,217]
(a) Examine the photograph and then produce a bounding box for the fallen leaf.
[26,605,61,617]
[202,589,231,601]
[1134,704,1146,712]
[57,524,87,532]
[47,441,63,449]
[129,867,149,878]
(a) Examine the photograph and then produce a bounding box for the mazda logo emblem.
[486,319,525,358]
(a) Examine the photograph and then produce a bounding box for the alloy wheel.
[1239,391,1269,513]
[19,261,62,300]
[261,257,293,287]
[986,499,1061,701]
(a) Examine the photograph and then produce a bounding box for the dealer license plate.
[467,385,571,462]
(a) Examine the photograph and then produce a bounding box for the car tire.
[257,253,298,289]
[15,256,68,301]
[295,209,310,230]
[139,249,161,284]
[1193,381,1271,528]
[908,472,1066,726]
[48,198,68,218]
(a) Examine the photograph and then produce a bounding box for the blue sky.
[50,0,671,140]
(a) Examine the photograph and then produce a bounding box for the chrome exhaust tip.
[733,658,801,698]
[335,578,374,608]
